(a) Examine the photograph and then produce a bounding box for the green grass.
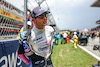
[51,42,98,67]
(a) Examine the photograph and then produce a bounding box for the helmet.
[66,31,68,33]
[74,32,77,34]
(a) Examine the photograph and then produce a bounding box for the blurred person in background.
[73,32,78,48]
[57,33,61,45]
[85,32,89,43]
[17,21,32,39]
[60,32,63,44]
[80,32,88,46]
[68,31,71,43]
[63,31,67,44]
[54,33,58,45]
[65,31,68,43]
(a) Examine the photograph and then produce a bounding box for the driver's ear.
[32,18,35,21]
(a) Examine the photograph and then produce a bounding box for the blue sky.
[7,0,100,30]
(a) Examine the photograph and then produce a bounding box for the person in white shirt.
[63,32,67,44]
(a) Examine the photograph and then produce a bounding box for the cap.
[66,31,68,33]
[27,21,31,26]
[32,6,50,18]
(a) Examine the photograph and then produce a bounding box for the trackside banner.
[0,40,29,67]
[0,9,23,22]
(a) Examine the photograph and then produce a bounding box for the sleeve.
[18,41,25,54]
[46,25,54,33]
[50,26,55,54]
[17,40,30,65]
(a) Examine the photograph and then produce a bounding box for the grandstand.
[0,0,24,39]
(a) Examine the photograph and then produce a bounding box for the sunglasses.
[37,13,48,19]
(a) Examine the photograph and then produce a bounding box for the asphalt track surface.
[70,37,100,61]
[81,37,100,57]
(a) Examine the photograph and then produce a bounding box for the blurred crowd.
[54,30,100,48]
[54,31,71,45]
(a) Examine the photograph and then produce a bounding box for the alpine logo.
[36,37,42,41]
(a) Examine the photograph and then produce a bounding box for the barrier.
[0,39,29,67]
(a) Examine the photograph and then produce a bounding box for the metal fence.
[0,0,24,40]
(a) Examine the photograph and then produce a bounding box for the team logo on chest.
[34,37,43,43]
